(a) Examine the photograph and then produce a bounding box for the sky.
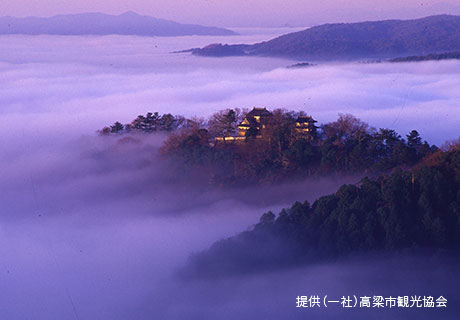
[1,0,460,27]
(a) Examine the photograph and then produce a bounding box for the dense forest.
[159,109,436,185]
[184,142,460,277]
[101,109,458,277]
[101,109,437,186]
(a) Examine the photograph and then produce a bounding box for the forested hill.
[192,15,460,60]
[102,110,438,186]
[160,111,437,186]
[184,142,460,278]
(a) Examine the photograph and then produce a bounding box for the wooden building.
[237,107,273,137]
[295,116,317,139]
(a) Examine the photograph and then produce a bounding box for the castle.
[237,107,273,137]
[215,107,317,143]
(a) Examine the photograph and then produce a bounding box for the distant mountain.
[192,15,460,60]
[0,12,236,36]
[389,51,460,62]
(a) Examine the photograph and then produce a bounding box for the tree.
[407,130,422,148]
[143,112,160,131]
[159,110,438,185]
[99,127,111,135]
[322,114,372,142]
[208,109,238,138]
[259,211,276,224]
[110,121,124,133]
[131,115,145,131]
[186,145,460,276]
[160,113,176,131]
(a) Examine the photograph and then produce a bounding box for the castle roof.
[238,116,259,128]
[246,107,272,118]
[296,116,317,123]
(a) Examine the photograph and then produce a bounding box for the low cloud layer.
[0,130,359,319]
[1,33,459,319]
[1,33,459,145]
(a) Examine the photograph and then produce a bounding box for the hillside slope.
[193,15,460,60]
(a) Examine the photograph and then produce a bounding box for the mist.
[1,32,459,146]
[1,32,459,319]
[0,128,361,319]
[2,131,458,319]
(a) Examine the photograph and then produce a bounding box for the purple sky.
[1,0,460,27]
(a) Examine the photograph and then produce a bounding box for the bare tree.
[208,109,238,138]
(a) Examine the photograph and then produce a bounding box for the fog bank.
[1,33,459,319]
[0,34,459,145]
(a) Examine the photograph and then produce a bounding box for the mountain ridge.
[0,12,237,37]
[192,15,460,60]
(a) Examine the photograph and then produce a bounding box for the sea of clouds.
[1,30,459,145]
[0,30,459,319]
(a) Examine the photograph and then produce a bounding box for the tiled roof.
[246,107,272,117]
[296,116,317,123]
